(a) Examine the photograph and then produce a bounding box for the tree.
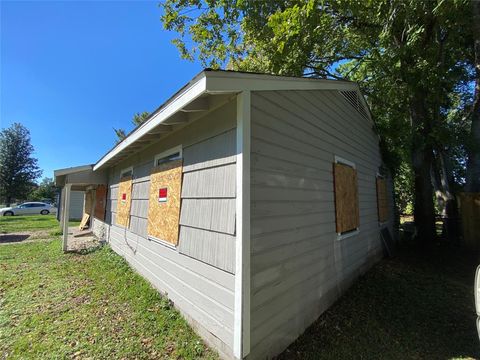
[0,123,42,206]
[30,177,57,203]
[465,0,480,192]
[161,0,474,245]
[114,111,151,143]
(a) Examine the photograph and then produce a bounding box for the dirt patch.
[0,230,52,244]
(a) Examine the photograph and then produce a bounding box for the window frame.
[120,166,133,179]
[333,156,360,240]
[153,145,183,167]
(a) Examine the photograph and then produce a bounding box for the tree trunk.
[432,151,460,241]
[465,0,480,192]
[410,96,437,245]
[6,196,11,207]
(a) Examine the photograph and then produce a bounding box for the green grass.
[1,217,478,359]
[0,215,79,235]
[0,239,218,359]
[278,241,479,360]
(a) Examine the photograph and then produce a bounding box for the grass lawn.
[0,215,79,235]
[1,216,478,359]
[278,241,479,360]
[0,239,218,359]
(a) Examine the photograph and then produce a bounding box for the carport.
[54,165,107,251]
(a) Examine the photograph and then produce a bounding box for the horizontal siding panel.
[252,211,336,237]
[179,226,236,274]
[180,198,236,235]
[133,161,152,182]
[252,153,332,181]
[253,92,380,165]
[252,122,379,174]
[109,225,235,302]
[252,168,333,191]
[252,200,333,218]
[183,129,236,172]
[108,230,234,348]
[252,185,334,203]
[182,163,236,198]
[252,223,335,254]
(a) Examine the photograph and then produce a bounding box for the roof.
[54,164,93,177]
[93,69,369,171]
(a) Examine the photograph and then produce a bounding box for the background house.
[55,69,395,360]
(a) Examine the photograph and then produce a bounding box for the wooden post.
[62,184,72,252]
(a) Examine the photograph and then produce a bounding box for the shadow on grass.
[0,234,31,243]
[276,240,479,360]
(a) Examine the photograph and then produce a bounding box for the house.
[54,69,395,360]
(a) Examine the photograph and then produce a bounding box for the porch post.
[62,183,72,252]
[59,186,66,230]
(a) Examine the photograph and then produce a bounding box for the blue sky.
[1,1,202,181]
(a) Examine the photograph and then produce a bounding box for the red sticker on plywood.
[159,188,168,202]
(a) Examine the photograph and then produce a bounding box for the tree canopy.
[162,0,477,244]
[29,177,57,203]
[114,111,151,143]
[0,123,42,206]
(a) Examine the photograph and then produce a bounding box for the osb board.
[79,213,90,230]
[94,185,107,221]
[333,163,359,233]
[458,192,480,251]
[376,177,389,223]
[116,176,133,228]
[84,190,93,215]
[147,159,183,245]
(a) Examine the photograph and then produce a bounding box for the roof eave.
[93,70,361,172]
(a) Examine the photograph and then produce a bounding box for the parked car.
[0,202,57,216]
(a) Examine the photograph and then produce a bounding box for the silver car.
[0,202,57,216]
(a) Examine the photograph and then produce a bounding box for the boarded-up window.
[376,177,389,223]
[94,185,107,221]
[116,175,133,228]
[147,159,183,246]
[333,161,359,234]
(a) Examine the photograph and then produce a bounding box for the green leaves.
[0,123,42,205]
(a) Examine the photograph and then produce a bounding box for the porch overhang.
[54,164,107,188]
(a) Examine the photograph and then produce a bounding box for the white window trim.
[337,228,360,240]
[334,155,356,169]
[334,155,359,240]
[148,234,177,250]
[120,166,133,178]
[153,145,183,166]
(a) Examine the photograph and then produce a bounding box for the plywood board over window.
[94,184,107,221]
[116,176,133,228]
[333,162,359,234]
[376,177,389,223]
[147,159,183,246]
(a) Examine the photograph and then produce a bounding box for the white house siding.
[105,100,237,359]
[249,90,394,359]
